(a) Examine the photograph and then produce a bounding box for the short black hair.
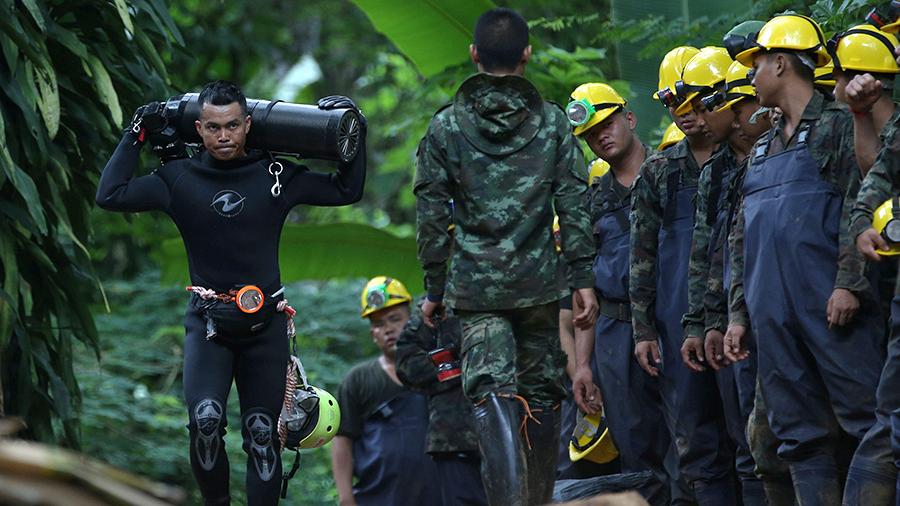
[474,8,529,72]
[198,80,248,116]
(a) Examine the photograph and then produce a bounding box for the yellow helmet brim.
[674,92,698,115]
[573,106,621,137]
[718,94,753,112]
[883,20,900,34]
[736,46,762,67]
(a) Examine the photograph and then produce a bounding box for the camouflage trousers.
[455,301,567,407]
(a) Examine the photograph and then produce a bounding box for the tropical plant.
[0,0,179,445]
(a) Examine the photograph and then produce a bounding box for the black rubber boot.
[473,393,528,506]
[524,403,561,506]
[761,478,797,506]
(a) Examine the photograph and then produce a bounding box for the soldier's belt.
[598,296,631,322]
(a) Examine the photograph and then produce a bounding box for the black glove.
[128,101,168,136]
[317,95,367,129]
[139,101,168,134]
[317,95,359,111]
[147,127,187,164]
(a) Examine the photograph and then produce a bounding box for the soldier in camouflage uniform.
[396,300,487,506]
[413,8,598,506]
[845,25,900,506]
[724,14,894,505]
[681,53,767,506]
[630,47,735,506]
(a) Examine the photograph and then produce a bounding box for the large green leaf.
[350,0,494,77]
[84,54,122,127]
[28,60,59,139]
[21,0,46,32]
[0,231,17,350]
[112,0,135,35]
[157,223,425,293]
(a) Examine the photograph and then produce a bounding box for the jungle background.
[0,0,885,503]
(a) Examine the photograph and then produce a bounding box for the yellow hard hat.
[714,60,756,112]
[674,46,733,115]
[360,276,412,317]
[829,24,900,74]
[568,83,627,137]
[568,409,619,464]
[814,61,835,88]
[654,46,700,106]
[588,158,611,184]
[736,14,831,68]
[873,198,900,255]
[658,122,685,150]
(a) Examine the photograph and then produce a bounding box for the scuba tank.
[148,93,363,163]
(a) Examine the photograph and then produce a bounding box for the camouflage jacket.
[705,155,748,334]
[630,139,703,343]
[849,106,900,297]
[414,73,594,311]
[683,145,740,340]
[395,304,478,453]
[729,91,867,326]
[848,106,900,242]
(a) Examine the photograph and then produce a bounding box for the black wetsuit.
[96,130,365,505]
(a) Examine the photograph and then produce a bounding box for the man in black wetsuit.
[95,80,366,505]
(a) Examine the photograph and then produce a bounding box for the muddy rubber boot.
[474,393,528,506]
[843,464,897,506]
[761,477,797,506]
[524,403,561,506]
[789,456,841,506]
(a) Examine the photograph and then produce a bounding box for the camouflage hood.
[453,73,545,156]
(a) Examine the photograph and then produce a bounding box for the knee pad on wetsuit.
[189,398,227,472]
[241,408,280,482]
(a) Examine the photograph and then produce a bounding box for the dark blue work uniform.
[337,358,442,506]
[704,151,764,504]
[736,92,894,504]
[640,141,736,506]
[588,169,673,506]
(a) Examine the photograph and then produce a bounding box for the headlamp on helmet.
[657,87,681,108]
[565,98,621,127]
[700,90,728,112]
[873,198,900,254]
[567,83,628,136]
[866,1,900,33]
[361,276,412,318]
[675,80,710,100]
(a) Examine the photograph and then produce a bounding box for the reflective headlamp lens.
[884,219,900,243]
[657,88,679,108]
[365,283,389,311]
[566,98,595,126]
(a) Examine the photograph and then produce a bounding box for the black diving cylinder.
[159,93,363,163]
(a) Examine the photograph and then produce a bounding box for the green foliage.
[79,273,378,504]
[351,0,495,77]
[0,0,178,446]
